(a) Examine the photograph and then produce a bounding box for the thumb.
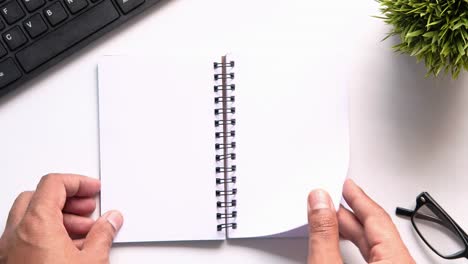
[307,189,342,264]
[83,211,123,258]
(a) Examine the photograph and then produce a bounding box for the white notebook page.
[229,53,349,238]
[98,56,223,242]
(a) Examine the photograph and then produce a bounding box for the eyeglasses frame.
[396,192,468,260]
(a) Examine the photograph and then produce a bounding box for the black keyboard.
[0,0,162,97]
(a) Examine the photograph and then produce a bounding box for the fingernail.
[104,211,123,231]
[308,189,332,211]
[346,178,356,186]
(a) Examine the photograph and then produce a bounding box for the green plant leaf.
[453,21,465,30]
[457,41,466,55]
[427,20,442,27]
[441,41,451,56]
[423,31,436,37]
[376,0,468,79]
[406,29,425,38]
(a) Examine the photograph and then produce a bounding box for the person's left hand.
[0,173,123,264]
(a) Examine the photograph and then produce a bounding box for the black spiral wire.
[214,56,237,232]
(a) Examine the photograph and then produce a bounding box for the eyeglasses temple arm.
[396,207,448,226]
[396,207,447,226]
[396,207,414,217]
[397,206,450,226]
[397,207,468,239]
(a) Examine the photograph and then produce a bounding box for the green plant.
[377,0,468,78]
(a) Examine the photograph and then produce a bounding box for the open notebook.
[98,53,349,242]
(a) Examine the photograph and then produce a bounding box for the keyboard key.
[64,0,87,14]
[16,0,119,72]
[43,2,67,26]
[114,0,144,14]
[22,0,45,12]
[0,43,6,58]
[3,26,26,50]
[0,58,21,89]
[1,0,25,24]
[23,14,47,38]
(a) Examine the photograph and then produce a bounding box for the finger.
[0,238,5,258]
[5,191,34,230]
[73,238,85,250]
[342,178,410,262]
[83,210,123,257]
[63,197,96,216]
[29,174,100,212]
[337,206,370,261]
[342,179,400,244]
[307,189,342,264]
[342,179,387,222]
[63,214,95,235]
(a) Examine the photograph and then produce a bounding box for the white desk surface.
[1,0,468,263]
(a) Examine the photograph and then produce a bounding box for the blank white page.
[229,52,349,238]
[98,56,224,242]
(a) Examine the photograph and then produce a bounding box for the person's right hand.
[307,179,415,264]
[0,174,123,264]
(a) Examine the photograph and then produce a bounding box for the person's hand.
[0,174,123,264]
[307,179,415,264]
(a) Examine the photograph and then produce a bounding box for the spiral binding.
[216,188,237,196]
[217,211,237,219]
[214,55,237,232]
[215,107,236,115]
[216,153,236,161]
[216,176,236,184]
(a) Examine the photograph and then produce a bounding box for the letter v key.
[23,14,48,39]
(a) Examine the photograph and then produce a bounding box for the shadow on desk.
[382,52,467,169]
[113,240,223,250]
[227,238,308,263]
[113,238,308,263]
[351,35,468,177]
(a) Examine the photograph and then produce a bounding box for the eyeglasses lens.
[413,203,465,258]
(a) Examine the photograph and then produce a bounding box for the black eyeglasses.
[396,192,468,260]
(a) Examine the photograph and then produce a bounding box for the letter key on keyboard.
[22,0,45,12]
[64,0,87,14]
[1,0,25,24]
[3,26,27,50]
[43,2,68,26]
[23,14,48,38]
